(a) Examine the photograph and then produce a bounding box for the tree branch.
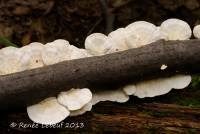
[0,39,200,109]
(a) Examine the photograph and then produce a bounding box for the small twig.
[98,0,115,34]
[87,18,103,36]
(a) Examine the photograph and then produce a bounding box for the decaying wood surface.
[1,102,199,134]
[0,39,200,109]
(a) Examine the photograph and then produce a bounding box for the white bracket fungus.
[85,33,108,56]
[160,18,192,40]
[57,88,92,111]
[0,18,194,125]
[0,57,25,75]
[104,28,129,54]
[27,97,70,125]
[193,25,200,39]
[125,21,162,48]
[91,89,129,105]
[68,45,92,60]
[123,84,137,96]
[42,39,71,65]
[0,46,18,56]
[0,47,27,75]
[52,39,70,46]
[18,42,44,69]
[69,102,92,116]
[133,75,191,98]
[42,45,64,65]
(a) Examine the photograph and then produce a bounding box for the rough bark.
[1,102,200,134]
[0,39,200,109]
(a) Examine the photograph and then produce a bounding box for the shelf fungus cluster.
[0,18,197,125]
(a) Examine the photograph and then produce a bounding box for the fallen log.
[0,39,200,109]
[2,102,200,133]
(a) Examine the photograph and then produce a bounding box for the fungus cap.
[70,102,92,116]
[42,40,71,65]
[69,46,92,60]
[160,18,192,40]
[50,39,71,58]
[91,89,129,105]
[193,25,200,39]
[52,39,70,47]
[27,97,70,125]
[41,45,61,65]
[0,57,25,75]
[0,46,18,56]
[125,21,161,48]
[57,88,92,111]
[104,28,129,54]
[19,42,44,69]
[0,47,29,75]
[85,33,108,55]
[123,84,137,95]
[134,75,191,98]
[165,75,191,89]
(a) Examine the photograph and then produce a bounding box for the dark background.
[0,0,200,48]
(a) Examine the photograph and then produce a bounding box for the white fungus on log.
[42,39,70,65]
[125,21,161,48]
[68,45,92,60]
[160,18,192,40]
[27,97,70,125]
[123,85,137,96]
[134,75,191,98]
[91,89,129,105]
[0,57,25,75]
[0,46,18,56]
[104,28,129,54]
[57,88,92,111]
[0,47,28,75]
[85,33,108,56]
[69,102,93,116]
[18,42,44,69]
[0,18,194,125]
[193,25,200,39]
